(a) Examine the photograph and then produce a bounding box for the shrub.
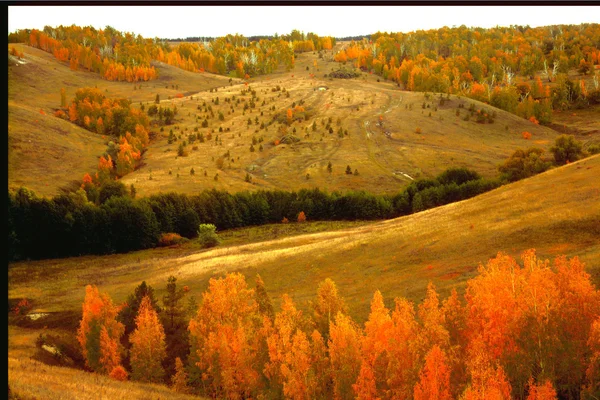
[197,224,220,248]
[110,366,129,381]
[498,148,551,182]
[158,233,187,247]
[550,134,583,165]
[588,144,600,155]
[297,211,306,223]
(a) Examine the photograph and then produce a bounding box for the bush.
[98,181,129,204]
[297,211,306,223]
[158,233,187,247]
[110,366,129,381]
[197,224,220,248]
[588,144,600,155]
[550,134,583,165]
[498,148,551,182]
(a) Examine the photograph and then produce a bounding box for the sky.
[8,6,599,39]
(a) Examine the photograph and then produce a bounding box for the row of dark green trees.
[8,168,498,261]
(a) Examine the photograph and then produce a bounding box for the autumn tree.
[526,379,557,400]
[117,281,161,372]
[266,295,316,399]
[171,357,191,394]
[329,312,362,400]
[441,289,468,397]
[188,273,261,399]
[462,338,513,400]
[297,211,307,223]
[353,290,393,398]
[129,296,167,383]
[413,345,452,400]
[77,285,125,374]
[584,317,600,398]
[416,283,450,361]
[386,298,420,399]
[255,274,274,320]
[311,278,347,341]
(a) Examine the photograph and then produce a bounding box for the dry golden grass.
[9,155,600,322]
[121,62,562,196]
[8,357,201,400]
[8,103,107,197]
[9,42,571,198]
[7,325,205,399]
[7,43,233,197]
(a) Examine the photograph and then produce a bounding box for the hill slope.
[9,43,565,197]
[9,155,599,321]
[7,43,234,196]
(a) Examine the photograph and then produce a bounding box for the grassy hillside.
[8,327,202,400]
[121,54,562,196]
[9,42,566,198]
[7,43,234,197]
[9,155,599,323]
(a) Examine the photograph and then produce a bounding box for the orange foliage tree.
[76,285,124,374]
[353,290,393,398]
[188,273,261,399]
[329,312,363,400]
[413,345,452,400]
[311,278,347,341]
[129,295,166,383]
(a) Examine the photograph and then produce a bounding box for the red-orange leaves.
[526,379,558,400]
[354,290,393,398]
[77,285,124,374]
[188,273,260,399]
[413,345,452,400]
[129,296,166,383]
[329,313,362,400]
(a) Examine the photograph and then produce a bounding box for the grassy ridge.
[9,155,599,323]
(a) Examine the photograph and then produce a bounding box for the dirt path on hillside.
[361,92,408,181]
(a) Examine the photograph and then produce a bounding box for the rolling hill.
[9,42,572,198]
[9,154,599,322]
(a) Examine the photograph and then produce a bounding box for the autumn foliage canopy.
[77,250,600,399]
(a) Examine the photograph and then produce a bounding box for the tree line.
[334,24,600,123]
[9,25,335,81]
[74,250,600,399]
[8,167,498,261]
